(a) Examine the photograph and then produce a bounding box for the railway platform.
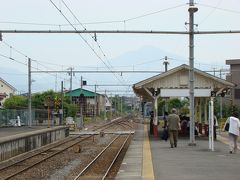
[116,123,240,180]
[0,126,69,161]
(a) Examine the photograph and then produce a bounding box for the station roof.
[133,64,235,100]
[64,88,101,97]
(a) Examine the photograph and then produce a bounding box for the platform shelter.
[133,64,235,138]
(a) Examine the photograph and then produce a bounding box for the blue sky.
[0,0,239,95]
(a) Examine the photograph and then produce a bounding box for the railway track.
[0,117,133,179]
[73,134,131,180]
[0,135,94,179]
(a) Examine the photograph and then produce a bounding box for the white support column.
[208,98,214,151]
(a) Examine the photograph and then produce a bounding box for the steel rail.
[0,135,82,171]
[73,134,121,180]
[102,134,131,180]
[0,118,124,173]
[2,117,129,179]
[3,134,94,180]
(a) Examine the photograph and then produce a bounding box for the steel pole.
[94,84,97,122]
[28,58,32,127]
[61,81,64,125]
[188,0,197,146]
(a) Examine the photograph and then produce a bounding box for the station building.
[133,64,235,135]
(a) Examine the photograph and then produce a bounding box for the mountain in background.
[1,45,219,94]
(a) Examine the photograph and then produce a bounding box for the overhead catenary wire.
[198,0,223,25]
[59,0,128,85]
[1,40,67,82]
[49,0,126,86]
[198,3,240,15]
[0,3,187,27]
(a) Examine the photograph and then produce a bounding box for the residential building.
[0,78,16,108]
[64,88,110,117]
[226,59,240,106]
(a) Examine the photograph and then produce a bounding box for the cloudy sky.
[0,0,239,95]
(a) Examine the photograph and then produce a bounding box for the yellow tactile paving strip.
[142,124,155,180]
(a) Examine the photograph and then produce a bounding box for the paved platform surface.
[0,126,56,138]
[117,124,240,180]
[116,123,144,180]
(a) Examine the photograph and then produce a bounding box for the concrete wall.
[0,126,69,162]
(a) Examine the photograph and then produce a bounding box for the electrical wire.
[198,0,223,25]
[0,72,27,76]
[0,53,27,66]
[124,4,186,22]
[60,0,123,78]
[0,3,187,27]
[198,3,240,14]
[49,0,126,85]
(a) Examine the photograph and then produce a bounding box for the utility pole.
[94,84,97,122]
[163,56,169,72]
[28,58,32,127]
[80,76,83,126]
[55,74,57,92]
[188,0,198,146]
[68,67,73,103]
[213,68,216,76]
[121,96,123,116]
[110,93,112,119]
[104,90,107,121]
[61,81,64,125]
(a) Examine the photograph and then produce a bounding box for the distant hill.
[1,46,208,94]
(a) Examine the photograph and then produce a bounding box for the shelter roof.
[133,64,235,100]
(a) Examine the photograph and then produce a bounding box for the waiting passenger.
[167,108,181,148]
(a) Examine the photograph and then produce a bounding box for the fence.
[0,109,49,127]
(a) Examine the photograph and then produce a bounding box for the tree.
[3,95,27,109]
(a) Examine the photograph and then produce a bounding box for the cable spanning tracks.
[0,117,130,179]
[73,134,131,180]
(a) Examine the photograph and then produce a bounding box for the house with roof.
[64,88,111,117]
[0,78,16,108]
[226,59,240,106]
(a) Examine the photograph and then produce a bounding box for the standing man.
[167,108,181,148]
[224,111,240,154]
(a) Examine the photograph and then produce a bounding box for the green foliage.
[3,95,27,109]
[3,90,78,118]
[168,98,189,114]
[64,103,78,117]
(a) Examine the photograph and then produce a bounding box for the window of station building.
[234,89,240,99]
[1,84,3,87]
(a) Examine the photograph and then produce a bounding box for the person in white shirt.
[224,112,240,154]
